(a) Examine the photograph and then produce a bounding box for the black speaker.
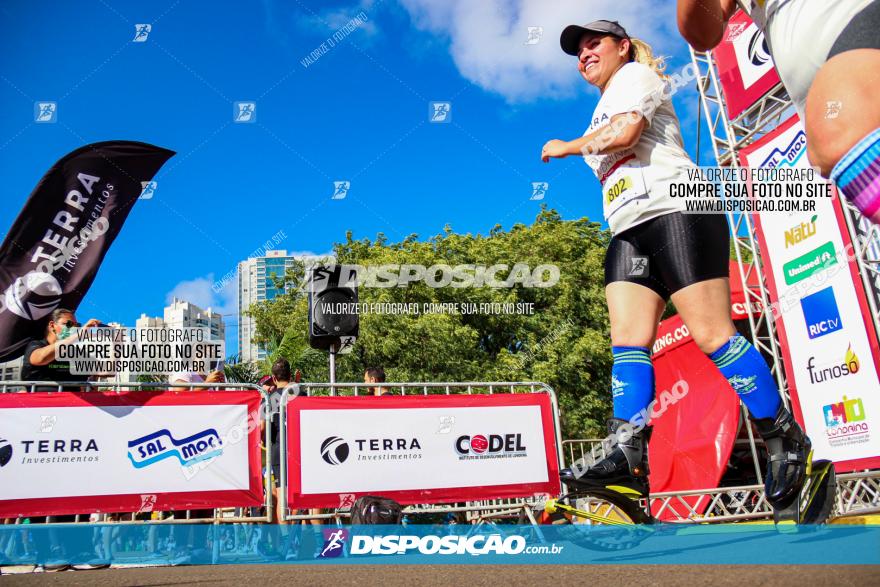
[308,265,359,350]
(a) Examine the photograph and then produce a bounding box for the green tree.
[248,208,614,438]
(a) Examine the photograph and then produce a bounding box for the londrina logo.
[806,344,860,384]
[823,395,869,440]
[127,428,222,469]
[800,286,842,340]
[321,436,350,465]
[824,396,866,428]
[0,438,12,468]
[318,528,349,558]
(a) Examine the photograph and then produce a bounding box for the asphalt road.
[3,565,879,586]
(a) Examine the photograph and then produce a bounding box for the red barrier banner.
[287,393,560,509]
[712,10,781,119]
[0,390,263,518]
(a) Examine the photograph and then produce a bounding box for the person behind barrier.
[261,358,309,560]
[677,0,880,224]
[205,370,225,383]
[541,19,811,516]
[364,366,390,396]
[21,308,99,391]
[168,370,204,390]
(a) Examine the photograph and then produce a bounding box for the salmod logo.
[800,286,842,340]
[127,429,222,469]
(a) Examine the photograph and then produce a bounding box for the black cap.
[560,20,630,56]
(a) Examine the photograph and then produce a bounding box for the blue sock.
[709,333,781,419]
[611,346,654,421]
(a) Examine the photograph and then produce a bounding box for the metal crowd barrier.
[562,438,880,523]
[0,381,273,525]
[279,381,566,524]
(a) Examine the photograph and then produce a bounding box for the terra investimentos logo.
[320,435,422,464]
[0,438,12,468]
[4,437,99,466]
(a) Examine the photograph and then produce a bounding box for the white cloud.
[166,274,238,317]
[398,0,682,103]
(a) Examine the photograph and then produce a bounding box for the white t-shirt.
[745,0,873,114]
[582,62,694,235]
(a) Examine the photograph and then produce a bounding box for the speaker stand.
[328,341,338,395]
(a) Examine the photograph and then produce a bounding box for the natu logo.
[127,429,222,469]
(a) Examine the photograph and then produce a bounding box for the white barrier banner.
[0,390,263,517]
[287,394,560,508]
[741,115,880,470]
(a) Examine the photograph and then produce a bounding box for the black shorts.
[604,212,730,300]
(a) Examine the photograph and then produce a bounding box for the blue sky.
[0,0,712,355]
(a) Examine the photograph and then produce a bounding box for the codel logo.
[4,272,62,321]
[127,428,223,469]
[321,436,350,465]
[0,438,12,468]
[455,433,527,459]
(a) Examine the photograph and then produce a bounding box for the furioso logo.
[127,428,222,469]
[0,438,12,468]
[806,344,860,385]
[321,436,350,465]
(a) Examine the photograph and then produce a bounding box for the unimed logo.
[783,241,836,285]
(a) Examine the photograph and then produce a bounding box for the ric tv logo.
[800,286,842,340]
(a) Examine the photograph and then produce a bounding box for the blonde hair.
[627,37,668,78]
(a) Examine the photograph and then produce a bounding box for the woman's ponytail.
[628,38,668,78]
